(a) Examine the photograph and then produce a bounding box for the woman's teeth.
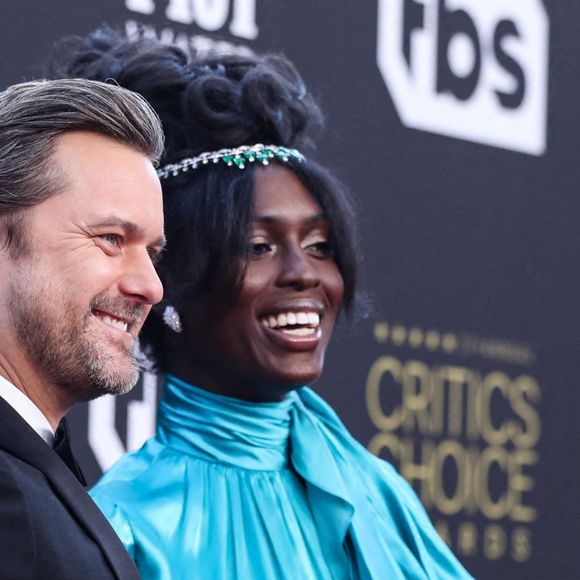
[262,311,320,331]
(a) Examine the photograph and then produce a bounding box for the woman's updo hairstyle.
[50,26,359,372]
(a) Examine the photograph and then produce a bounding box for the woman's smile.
[259,300,324,350]
[171,164,344,401]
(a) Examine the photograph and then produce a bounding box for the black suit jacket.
[0,396,140,579]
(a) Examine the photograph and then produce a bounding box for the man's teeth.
[262,312,320,329]
[99,314,128,332]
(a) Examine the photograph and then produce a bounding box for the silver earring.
[162,305,182,333]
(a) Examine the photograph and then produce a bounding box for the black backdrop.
[1,1,578,578]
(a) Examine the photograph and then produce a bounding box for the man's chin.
[85,375,138,400]
[85,356,140,399]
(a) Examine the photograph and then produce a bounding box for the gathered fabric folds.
[91,375,473,580]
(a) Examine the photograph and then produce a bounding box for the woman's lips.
[260,310,322,351]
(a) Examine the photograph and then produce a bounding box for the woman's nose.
[276,246,320,290]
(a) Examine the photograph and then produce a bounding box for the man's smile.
[93,310,129,332]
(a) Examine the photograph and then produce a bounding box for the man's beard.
[8,275,144,402]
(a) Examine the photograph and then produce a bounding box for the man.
[0,78,166,579]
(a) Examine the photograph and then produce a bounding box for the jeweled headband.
[157,143,304,180]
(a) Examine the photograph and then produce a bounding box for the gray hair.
[0,78,164,252]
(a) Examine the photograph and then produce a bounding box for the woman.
[53,28,472,579]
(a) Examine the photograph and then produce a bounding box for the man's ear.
[0,216,10,254]
[0,212,30,259]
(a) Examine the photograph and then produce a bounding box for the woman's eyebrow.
[252,212,327,224]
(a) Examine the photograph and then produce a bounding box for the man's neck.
[0,374,56,443]
[0,354,69,431]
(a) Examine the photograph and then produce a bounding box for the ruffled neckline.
[156,374,296,470]
[94,374,473,580]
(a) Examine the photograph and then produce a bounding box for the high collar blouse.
[91,375,472,579]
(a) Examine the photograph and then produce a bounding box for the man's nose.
[119,251,164,305]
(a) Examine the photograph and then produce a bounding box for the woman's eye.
[306,240,332,258]
[148,248,162,266]
[251,242,273,256]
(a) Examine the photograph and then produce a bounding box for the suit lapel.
[0,398,139,580]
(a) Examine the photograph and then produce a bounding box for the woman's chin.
[235,370,321,402]
[269,369,323,392]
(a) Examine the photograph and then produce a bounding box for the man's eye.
[100,234,122,247]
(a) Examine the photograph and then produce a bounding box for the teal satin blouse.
[91,375,473,579]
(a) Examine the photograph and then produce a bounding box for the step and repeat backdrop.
[1,1,578,578]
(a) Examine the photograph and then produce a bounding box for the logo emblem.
[377,0,549,155]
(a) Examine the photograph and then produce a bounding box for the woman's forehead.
[253,164,323,218]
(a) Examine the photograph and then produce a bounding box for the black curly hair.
[50,26,359,373]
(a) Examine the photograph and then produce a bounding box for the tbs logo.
[377,0,549,155]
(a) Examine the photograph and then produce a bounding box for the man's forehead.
[54,131,155,181]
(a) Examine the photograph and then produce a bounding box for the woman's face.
[173,163,344,401]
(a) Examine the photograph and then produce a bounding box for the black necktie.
[53,417,87,487]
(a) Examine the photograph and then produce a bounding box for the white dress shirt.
[0,374,54,445]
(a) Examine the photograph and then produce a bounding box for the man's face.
[0,131,165,402]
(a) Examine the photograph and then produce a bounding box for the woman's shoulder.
[90,435,175,514]
[89,436,181,552]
